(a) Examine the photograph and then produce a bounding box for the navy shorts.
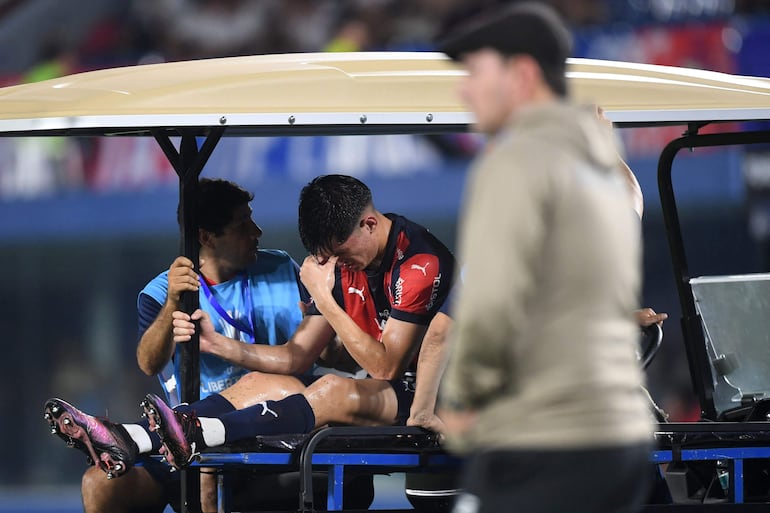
[388,373,416,425]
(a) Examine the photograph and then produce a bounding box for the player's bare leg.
[304,374,400,426]
[219,371,308,408]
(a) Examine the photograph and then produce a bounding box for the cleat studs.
[44,413,51,420]
[51,405,60,413]
[106,472,114,480]
[63,418,71,426]
[114,463,123,472]
[50,428,57,434]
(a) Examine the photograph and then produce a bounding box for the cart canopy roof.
[1,52,770,136]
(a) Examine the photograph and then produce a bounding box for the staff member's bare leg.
[82,465,166,513]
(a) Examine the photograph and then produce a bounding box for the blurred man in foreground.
[437,4,654,512]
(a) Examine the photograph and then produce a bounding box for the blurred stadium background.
[2,0,770,511]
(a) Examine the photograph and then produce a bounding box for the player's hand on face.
[300,255,337,301]
[167,256,199,303]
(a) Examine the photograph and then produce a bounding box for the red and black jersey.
[308,214,455,343]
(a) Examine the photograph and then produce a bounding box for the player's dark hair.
[176,178,254,236]
[298,174,372,255]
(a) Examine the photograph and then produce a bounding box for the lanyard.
[199,273,255,342]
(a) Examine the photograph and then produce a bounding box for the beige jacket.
[441,102,652,453]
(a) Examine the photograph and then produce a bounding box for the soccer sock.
[216,394,317,444]
[199,417,226,447]
[175,394,236,417]
[124,420,158,453]
[121,395,235,454]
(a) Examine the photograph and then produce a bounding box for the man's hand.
[635,307,667,327]
[172,309,217,354]
[167,256,199,304]
[407,410,447,435]
[299,255,337,308]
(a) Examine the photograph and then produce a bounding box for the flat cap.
[438,2,572,94]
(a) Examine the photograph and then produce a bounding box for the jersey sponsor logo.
[347,286,366,302]
[394,277,405,305]
[426,273,442,310]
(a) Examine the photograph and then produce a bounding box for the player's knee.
[236,370,267,387]
[81,466,113,513]
[309,374,359,413]
[312,373,350,394]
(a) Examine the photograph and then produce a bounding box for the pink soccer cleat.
[141,393,204,470]
[44,398,137,479]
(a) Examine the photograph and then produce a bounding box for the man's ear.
[511,55,545,93]
[199,228,214,248]
[362,215,377,233]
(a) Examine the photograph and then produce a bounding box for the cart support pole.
[152,127,225,513]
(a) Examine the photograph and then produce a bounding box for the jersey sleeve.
[137,292,163,338]
[389,252,451,324]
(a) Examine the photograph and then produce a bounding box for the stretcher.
[191,426,459,512]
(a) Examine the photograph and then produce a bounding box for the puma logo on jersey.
[258,401,278,418]
[410,262,430,276]
[348,286,365,302]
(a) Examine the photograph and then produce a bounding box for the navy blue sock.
[136,417,163,452]
[220,394,316,444]
[175,394,236,417]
